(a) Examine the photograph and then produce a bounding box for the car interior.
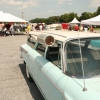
[66,40,100,77]
[46,46,61,66]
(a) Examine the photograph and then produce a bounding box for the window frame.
[26,37,36,49]
[35,43,46,57]
[46,42,63,69]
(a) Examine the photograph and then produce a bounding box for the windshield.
[65,38,100,77]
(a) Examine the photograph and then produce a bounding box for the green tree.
[93,12,97,17]
[79,12,97,21]
[96,6,100,15]
[30,18,46,23]
[60,13,79,23]
[30,6,100,23]
[68,12,79,22]
[79,12,93,20]
[60,13,69,22]
[45,16,60,24]
[30,19,34,23]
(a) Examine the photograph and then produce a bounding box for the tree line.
[30,6,100,24]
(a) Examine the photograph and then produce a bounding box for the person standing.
[79,25,83,32]
[0,23,4,31]
[90,25,94,32]
[32,25,36,31]
[84,25,88,32]
[39,24,43,31]
[27,24,31,36]
[10,24,14,36]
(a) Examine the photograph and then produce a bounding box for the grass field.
[95,28,100,30]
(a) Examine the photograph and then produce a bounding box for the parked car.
[20,30,100,100]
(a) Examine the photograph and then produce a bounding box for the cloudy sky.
[0,0,100,21]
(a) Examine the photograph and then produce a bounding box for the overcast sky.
[0,0,100,21]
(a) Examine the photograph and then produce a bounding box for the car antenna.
[78,34,87,91]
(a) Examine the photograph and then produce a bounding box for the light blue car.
[20,30,100,100]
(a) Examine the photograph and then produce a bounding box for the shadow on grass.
[19,63,44,100]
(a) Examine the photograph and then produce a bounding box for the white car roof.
[30,30,100,42]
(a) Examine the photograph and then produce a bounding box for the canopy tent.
[0,11,27,22]
[0,11,5,22]
[69,18,80,24]
[81,15,100,25]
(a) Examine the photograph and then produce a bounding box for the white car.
[20,30,100,100]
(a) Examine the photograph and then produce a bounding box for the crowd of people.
[68,24,94,32]
[25,23,45,36]
[0,22,46,36]
[0,22,95,37]
[0,22,16,36]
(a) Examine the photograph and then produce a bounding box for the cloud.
[90,0,100,7]
[32,12,35,14]
[68,2,72,5]
[18,5,28,9]
[48,10,53,12]
[0,0,38,9]
[58,0,73,4]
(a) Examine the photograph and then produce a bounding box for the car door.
[35,43,65,100]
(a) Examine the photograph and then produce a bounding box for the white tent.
[0,11,27,22]
[69,18,80,24]
[81,15,100,25]
[0,11,5,21]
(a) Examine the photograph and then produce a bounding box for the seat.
[67,46,100,76]
[46,47,60,65]
[67,46,88,75]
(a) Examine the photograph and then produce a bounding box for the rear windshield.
[65,38,100,77]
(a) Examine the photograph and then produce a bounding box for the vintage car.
[20,30,100,100]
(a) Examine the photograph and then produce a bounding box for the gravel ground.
[0,35,44,100]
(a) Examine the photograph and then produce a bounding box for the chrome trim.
[64,94,68,100]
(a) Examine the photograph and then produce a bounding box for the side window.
[35,43,46,56]
[46,44,61,68]
[26,37,36,49]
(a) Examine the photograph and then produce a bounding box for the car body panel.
[21,43,66,100]
[64,77,100,100]
[20,30,100,100]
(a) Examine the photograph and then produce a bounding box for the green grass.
[94,28,100,30]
